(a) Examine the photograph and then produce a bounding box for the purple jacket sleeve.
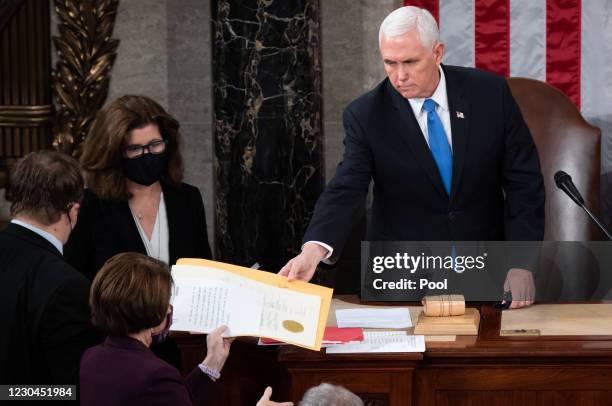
[142,364,216,406]
[185,367,217,406]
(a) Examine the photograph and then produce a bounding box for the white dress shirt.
[11,218,64,254]
[306,66,452,262]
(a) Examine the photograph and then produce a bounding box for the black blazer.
[0,223,100,384]
[80,336,216,406]
[304,65,545,256]
[65,182,212,280]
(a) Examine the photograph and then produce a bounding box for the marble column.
[321,0,398,182]
[167,0,215,248]
[213,0,323,269]
[106,0,168,106]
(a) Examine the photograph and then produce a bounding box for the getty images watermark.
[370,251,488,290]
[357,241,599,301]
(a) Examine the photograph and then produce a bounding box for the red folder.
[260,327,363,345]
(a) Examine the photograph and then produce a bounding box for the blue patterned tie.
[422,99,452,195]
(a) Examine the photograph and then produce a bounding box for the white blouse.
[131,194,170,264]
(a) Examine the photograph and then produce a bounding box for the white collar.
[407,65,448,114]
[11,219,64,254]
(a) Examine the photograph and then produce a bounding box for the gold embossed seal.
[282,320,304,333]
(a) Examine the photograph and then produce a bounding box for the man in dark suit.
[0,151,100,385]
[280,6,544,308]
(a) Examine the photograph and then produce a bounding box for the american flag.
[404,0,612,226]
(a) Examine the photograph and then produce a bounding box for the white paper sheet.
[259,287,320,346]
[171,279,262,336]
[170,264,322,347]
[325,331,425,354]
[335,307,412,328]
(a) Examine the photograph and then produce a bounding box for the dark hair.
[80,95,184,201]
[6,150,84,225]
[90,252,173,336]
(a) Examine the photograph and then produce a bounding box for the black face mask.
[122,153,168,186]
[152,308,173,345]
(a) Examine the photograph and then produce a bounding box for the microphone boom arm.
[582,205,612,241]
[554,170,612,241]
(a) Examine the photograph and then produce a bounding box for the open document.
[326,331,425,354]
[170,258,333,350]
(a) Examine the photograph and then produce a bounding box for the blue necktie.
[423,99,452,195]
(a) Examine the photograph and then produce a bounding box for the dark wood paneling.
[414,366,612,405]
[171,335,291,406]
[432,390,612,406]
[0,0,23,39]
[0,0,52,187]
[289,369,414,406]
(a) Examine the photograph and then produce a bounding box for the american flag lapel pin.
[456,111,465,119]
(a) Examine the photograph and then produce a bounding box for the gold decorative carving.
[0,105,55,126]
[51,0,119,156]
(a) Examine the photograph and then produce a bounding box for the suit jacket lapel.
[443,65,471,204]
[116,199,147,254]
[388,80,448,199]
[161,182,179,263]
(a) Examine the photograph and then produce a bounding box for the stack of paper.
[169,258,333,351]
[336,308,412,329]
[326,331,425,354]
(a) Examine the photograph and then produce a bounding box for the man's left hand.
[503,268,535,309]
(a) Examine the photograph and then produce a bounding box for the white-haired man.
[280,6,545,309]
[299,383,363,406]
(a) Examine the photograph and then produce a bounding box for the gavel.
[422,294,465,317]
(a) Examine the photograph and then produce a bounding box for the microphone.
[554,170,612,240]
[554,171,584,206]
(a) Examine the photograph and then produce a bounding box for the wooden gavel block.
[415,294,480,335]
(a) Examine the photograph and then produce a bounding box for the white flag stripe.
[581,0,612,173]
[439,0,475,68]
[407,0,610,178]
[509,0,546,80]
[435,0,611,221]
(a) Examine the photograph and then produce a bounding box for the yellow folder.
[176,258,333,351]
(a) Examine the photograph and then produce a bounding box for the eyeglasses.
[123,139,168,159]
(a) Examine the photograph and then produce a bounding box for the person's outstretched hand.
[202,325,233,372]
[256,386,293,406]
[278,243,327,282]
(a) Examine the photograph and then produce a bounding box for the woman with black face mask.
[80,252,231,406]
[64,94,212,281]
[64,95,213,368]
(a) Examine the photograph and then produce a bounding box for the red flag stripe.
[546,0,581,108]
[403,0,439,25]
[475,0,510,77]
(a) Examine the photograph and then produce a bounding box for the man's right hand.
[256,387,293,406]
[278,243,328,282]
